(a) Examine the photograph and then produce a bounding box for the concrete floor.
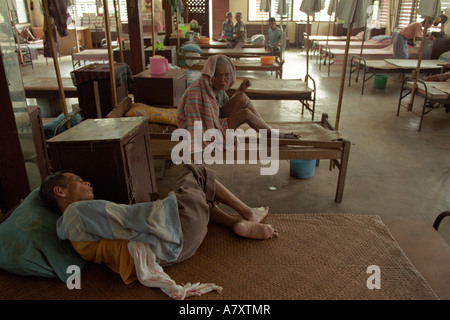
[20,48,450,244]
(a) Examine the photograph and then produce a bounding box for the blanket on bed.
[56,192,222,299]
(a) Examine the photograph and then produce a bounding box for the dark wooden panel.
[0,50,30,213]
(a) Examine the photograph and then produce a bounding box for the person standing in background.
[393,20,433,59]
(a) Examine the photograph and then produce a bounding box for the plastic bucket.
[373,74,388,89]
[290,160,316,179]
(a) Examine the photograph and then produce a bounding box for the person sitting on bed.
[266,17,282,56]
[226,12,246,48]
[177,54,298,150]
[220,11,234,41]
[39,165,278,298]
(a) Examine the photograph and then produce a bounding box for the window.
[440,0,450,12]
[14,0,29,24]
[397,0,418,28]
[74,0,128,22]
[249,0,337,22]
[379,0,389,26]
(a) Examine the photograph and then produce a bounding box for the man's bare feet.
[233,220,279,240]
[247,206,269,222]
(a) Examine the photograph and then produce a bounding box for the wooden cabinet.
[296,23,311,48]
[71,63,132,119]
[47,118,158,204]
[133,68,187,106]
[56,26,92,55]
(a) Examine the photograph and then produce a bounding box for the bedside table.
[48,117,158,204]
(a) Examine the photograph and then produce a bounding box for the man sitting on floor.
[40,165,277,299]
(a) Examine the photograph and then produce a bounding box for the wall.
[212,0,229,39]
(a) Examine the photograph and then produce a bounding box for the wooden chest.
[133,68,187,106]
[47,118,158,204]
[71,63,132,119]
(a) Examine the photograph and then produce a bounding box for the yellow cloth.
[71,240,137,284]
[125,103,177,126]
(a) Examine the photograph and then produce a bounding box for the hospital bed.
[179,58,284,78]
[200,47,272,58]
[199,40,264,48]
[349,56,445,94]
[397,76,450,131]
[312,38,391,58]
[226,76,317,120]
[149,113,349,203]
[71,48,109,69]
[320,44,421,75]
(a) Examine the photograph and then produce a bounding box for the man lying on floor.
[40,164,278,299]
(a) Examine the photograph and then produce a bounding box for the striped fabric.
[177,55,236,151]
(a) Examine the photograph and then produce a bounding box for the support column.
[126,0,145,74]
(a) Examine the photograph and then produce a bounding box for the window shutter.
[379,0,389,26]
[249,0,270,21]
[397,0,418,28]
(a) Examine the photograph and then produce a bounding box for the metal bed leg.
[397,76,412,116]
[302,74,317,120]
[361,67,367,95]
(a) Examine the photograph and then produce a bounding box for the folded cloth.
[56,191,221,299]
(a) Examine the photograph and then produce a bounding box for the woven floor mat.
[0,214,438,300]
[164,214,438,300]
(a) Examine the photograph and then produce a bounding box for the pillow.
[0,188,86,282]
[43,111,83,138]
[125,103,177,126]
[181,43,202,53]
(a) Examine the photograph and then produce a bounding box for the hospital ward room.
[1,0,450,308]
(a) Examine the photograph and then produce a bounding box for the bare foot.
[247,206,269,222]
[233,221,279,239]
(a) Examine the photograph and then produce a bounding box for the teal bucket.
[290,160,316,179]
[373,74,388,89]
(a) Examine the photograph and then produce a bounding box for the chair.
[28,105,85,180]
[16,43,33,69]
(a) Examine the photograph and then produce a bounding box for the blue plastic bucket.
[290,160,316,179]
